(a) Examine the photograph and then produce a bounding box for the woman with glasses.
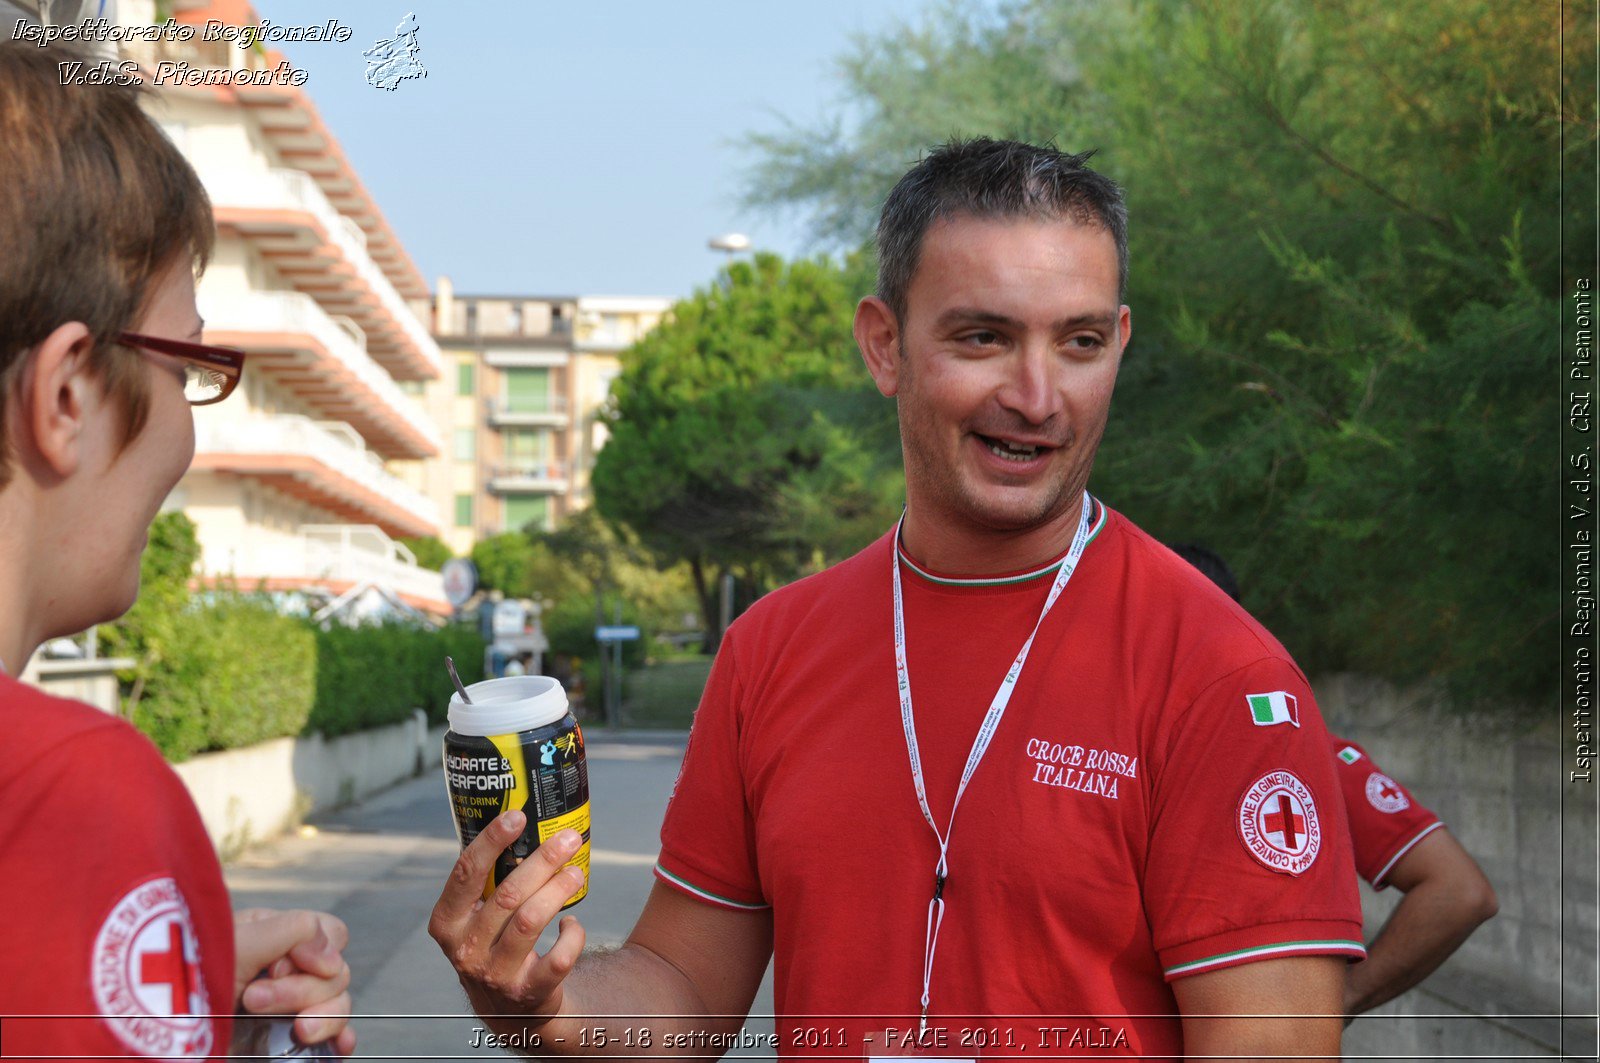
[0,41,355,1057]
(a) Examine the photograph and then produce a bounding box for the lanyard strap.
[891,491,1095,1033]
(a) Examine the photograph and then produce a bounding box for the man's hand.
[428,810,587,1033]
[1343,828,1497,1021]
[233,908,357,1055]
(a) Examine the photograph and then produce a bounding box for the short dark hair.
[1167,543,1242,603]
[874,137,1128,324]
[0,41,214,488]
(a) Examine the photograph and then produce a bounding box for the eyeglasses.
[117,332,246,406]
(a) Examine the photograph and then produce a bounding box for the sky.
[258,1,940,301]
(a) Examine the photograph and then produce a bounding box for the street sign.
[594,625,641,643]
[493,599,528,637]
[441,558,478,607]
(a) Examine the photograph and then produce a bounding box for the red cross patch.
[1365,771,1411,813]
[91,876,215,1058]
[1237,770,1322,875]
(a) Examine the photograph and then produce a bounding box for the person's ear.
[854,295,902,398]
[20,323,99,478]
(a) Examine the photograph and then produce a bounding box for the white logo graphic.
[92,877,213,1059]
[364,12,427,91]
[1365,771,1411,813]
[1237,770,1322,875]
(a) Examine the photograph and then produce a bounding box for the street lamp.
[707,232,752,254]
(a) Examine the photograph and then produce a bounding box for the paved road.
[226,731,775,1060]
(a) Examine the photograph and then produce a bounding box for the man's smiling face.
[882,213,1129,547]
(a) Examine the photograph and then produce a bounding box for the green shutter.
[454,493,474,527]
[456,360,475,396]
[504,495,548,532]
[504,368,549,412]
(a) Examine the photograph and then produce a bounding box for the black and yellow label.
[443,718,590,907]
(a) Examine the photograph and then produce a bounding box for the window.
[503,429,549,472]
[504,495,548,533]
[504,367,550,412]
[456,360,475,396]
[453,428,476,462]
[508,303,522,334]
[454,494,474,527]
[465,304,478,335]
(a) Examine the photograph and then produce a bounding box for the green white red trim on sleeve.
[1160,920,1366,980]
[653,856,770,911]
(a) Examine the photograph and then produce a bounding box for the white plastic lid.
[447,674,569,737]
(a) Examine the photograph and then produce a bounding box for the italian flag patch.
[1338,746,1362,764]
[1247,691,1299,727]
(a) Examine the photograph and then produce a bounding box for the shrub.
[309,621,487,735]
[119,576,488,754]
[545,595,649,670]
[129,595,315,762]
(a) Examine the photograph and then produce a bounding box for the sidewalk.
[225,731,775,1060]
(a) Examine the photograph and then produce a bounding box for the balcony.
[206,525,448,616]
[574,327,640,352]
[200,166,443,381]
[302,525,448,611]
[202,290,440,460]
[485,395,569,428]
[191,415,440,539]
[487,461,571,495]
[484,349,570,369]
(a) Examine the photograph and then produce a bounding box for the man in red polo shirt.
[431,138,1365,1060]
[1331,737,1498,1021]
[1166,544,1499,1022]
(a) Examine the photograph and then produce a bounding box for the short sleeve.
[1331,739,1444,888]
[1145,658,1366,980]
[655,629,769,910]
[0,721,234,1058]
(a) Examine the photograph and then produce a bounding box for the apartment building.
[428,283,670,555]
[117,1,450,615]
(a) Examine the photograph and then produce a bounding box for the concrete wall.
[1317,673,1598,1061]
[172,710,447,860]
[21,657,132,714]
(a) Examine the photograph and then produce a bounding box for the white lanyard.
[891,491,1094,1035]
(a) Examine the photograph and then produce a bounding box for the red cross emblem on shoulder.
[92,876,215,1057]
[1365,771,1411,813]
[1238,770,1323,875]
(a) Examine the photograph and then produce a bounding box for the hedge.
[122,594,486,759]
[309,622,486,736]
[129,596,316,762]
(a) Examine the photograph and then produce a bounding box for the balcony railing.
[575,327,640,351]
[203,290,440,454]
[300,524,446,604]
[193,414,440,531]
[198,167,443,377]
[487,461,572,494]
[216,525,446,606]
[485,394,569,427]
